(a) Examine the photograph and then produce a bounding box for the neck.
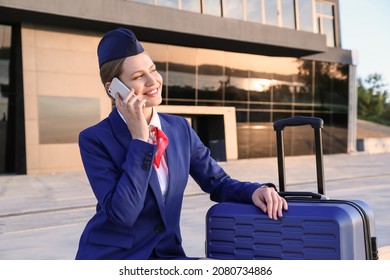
[143,107,154,124]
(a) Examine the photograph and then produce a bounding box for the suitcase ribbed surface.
[206,202,367,260]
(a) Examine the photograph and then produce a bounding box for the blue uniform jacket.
[75,109,264,259]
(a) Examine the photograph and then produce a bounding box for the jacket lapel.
[108,109,167,222]
[159,114,179,205]
[149,168,167,223]
[108,109,133,150]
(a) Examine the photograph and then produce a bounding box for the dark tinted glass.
[140,41,349,158]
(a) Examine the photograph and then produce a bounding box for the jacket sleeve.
[79,128,157,227]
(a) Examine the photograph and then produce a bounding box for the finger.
[258,188,274,219]
[283,197,288,211]
[262,189,274,220]
[268,190,285,220]
[271,192,283,219]
[271,191,281,220]
[253,193,267,213]
[123,88,136,104]
[276,196,288,218]
[276,195,285,218]
[136,97,146,108]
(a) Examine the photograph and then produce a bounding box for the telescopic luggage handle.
[274,116,323,131]
[273,116,325,194]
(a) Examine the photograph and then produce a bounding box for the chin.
[148,97,163,107]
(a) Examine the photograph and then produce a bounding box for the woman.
[75,28,288,260]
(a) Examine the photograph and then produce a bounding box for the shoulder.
[78,121,110,151]
[158,112,191,127]
[79,117,110,138]
[79,110,122,146]
[80,109,123,139]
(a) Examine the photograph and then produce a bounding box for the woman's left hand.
[251,187,288,220]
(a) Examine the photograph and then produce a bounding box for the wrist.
[259,183,277,191]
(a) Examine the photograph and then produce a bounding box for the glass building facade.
[143,42,349,158]
[0,25,11,173]
[0,0,352,174]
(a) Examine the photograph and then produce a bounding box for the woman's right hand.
[115,91,149,142]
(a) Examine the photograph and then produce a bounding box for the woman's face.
[118,52,163,108]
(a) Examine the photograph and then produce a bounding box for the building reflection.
[142,42,349,159]
[35,41,349,160]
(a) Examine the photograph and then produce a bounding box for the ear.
[104,82,111,92]
[104,82,115,101]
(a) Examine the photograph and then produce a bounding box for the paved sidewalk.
[0,152,389,259]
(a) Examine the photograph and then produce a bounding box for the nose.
[145,73,157,87]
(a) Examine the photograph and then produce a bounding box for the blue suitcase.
[206,116,378,260]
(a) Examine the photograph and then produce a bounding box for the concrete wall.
[0,0,327,57]
[21,24,111,174]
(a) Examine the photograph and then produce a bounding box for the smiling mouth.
[144,88,159,96]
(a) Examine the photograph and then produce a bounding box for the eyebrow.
[130,64,156,77]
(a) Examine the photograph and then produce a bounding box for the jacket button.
[142,164,149,170]
[155,225,165,233]
[145,152,153,160]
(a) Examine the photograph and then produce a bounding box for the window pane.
[316,2,321,13]
[323,18,335,46]
[321,3,333,16]
[197,49,224,106]
[316,2,336,46]
[182,0,201,12]
[223,0,243,20]
[298,0,314,31]
[38,96,100,144]
[203,0,222,16]
[166,45,196,105]
[140,42,168,103]
[281,0,295,29]
[157,0,178,8]
[246,0,262,23]
[0,25,11,87]
[0,25,11,172]
[264,0,279,26]
[313,61,348,154]
[224,52,249,108]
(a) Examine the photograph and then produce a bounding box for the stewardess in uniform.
[75,28,288,260]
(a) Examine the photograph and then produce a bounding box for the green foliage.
[358,73,390,125]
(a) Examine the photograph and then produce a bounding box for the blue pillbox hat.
[97,28,144,68]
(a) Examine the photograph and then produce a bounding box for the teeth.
[147,89,157,95]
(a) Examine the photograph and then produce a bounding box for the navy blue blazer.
[75,109,264,260]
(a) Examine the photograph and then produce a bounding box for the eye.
[133,74,143,80]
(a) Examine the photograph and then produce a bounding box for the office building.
[0,0,356,174]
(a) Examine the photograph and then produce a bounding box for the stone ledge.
[379,246,390,260]
[357,137,390,154]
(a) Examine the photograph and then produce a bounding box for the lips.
[144,88,158,96]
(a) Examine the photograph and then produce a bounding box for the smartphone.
[107,77,131,99]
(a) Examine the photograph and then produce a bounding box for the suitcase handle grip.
[274,116,325,194]
[279,191,329,200]
[273,116,323,131]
